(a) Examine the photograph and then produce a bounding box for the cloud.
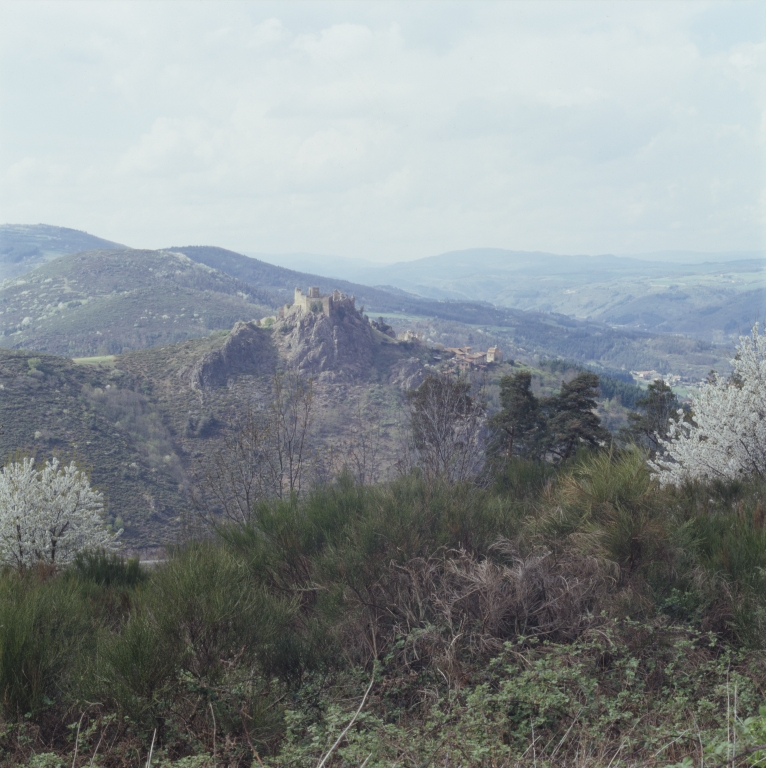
[0,1,763,258]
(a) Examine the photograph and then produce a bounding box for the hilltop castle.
[279,287,355,319]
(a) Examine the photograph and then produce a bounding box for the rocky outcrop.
[388,357,427,391]
[180,321,275,389]
[274,300,378,381]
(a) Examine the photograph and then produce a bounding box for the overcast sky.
[0,1,764,261]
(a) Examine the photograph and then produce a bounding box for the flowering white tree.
[0,457,120,570]
[650,324,766,485]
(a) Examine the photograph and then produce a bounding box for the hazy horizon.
[1,1,764,261]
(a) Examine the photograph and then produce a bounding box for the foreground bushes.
[1,453,766,766]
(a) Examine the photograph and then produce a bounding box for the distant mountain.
[340,248,766,342]
[169,245,732,377]
[168,244,427,313]
[0,249,276,357]
[0,224,126,281]
[244,251,382,282]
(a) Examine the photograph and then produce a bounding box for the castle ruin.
[279,287,355,319]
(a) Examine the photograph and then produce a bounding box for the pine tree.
[623,379,681,454]
[490,371,545,459]
[544,372,609,461]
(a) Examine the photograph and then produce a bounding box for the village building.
[443,345,503,370]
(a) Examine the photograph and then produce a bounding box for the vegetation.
[0,451,764,766]
[402,373,486,483]
[0,330,764,764]
[0,348,189,548]
[0,249,275,357]
[491,370,609,461]
[0,457,119,570]
[651,324,766,485]
[622,379,683,454]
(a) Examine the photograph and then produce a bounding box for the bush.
[71,550,145,588]
[0,571,92,717]
[2,464,766,765]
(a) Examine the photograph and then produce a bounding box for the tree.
[0,457,119,571]
[190,406,275,528]
[266,370,315,498]
[403,373,485,483]
[331,397,384,487]
[622,379,682,454]
[191,371,316,528]
[651,324,766,485]
[490,371,545,459]
[543,372,609,461]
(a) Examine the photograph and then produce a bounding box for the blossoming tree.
[0,457,120,570]
[650,323,766,485]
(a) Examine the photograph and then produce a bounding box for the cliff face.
[180,321,276,389]
[274,298,378,381]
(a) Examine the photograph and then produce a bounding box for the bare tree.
[190,405,274,527]
[333,398,385,486]
[190,371,316,529]
[402,373,486,485]
[266,370,315,498]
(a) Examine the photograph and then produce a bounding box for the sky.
[0,1,764,262]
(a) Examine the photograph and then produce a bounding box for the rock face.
[180,292,427,389]
[388,357,427,391]
[274,297,377,381]
[181,321,275,389]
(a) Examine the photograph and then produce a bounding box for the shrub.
[0,572,92,717]
[71,550,145,588]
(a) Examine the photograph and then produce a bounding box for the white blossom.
[0,457,121,570]
[650,323,766,485]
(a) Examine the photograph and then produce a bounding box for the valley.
[0,223,748,551]
[332,247,765,343]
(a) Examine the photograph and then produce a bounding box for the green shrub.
[97,608,179,721]
[71,550,146,588]
[0,572,92,717]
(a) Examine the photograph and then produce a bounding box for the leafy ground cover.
[1,452,765,767]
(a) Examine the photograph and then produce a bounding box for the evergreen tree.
[544,372,609,461]
[490,371,545,459]
[622,379,680,454]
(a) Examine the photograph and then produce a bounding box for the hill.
[0,223,126,281]
[172,246,730,377]
[0,249,276,357]
[4,226,761,345]
[0,294,441,549]
[0,227,735,377]
[340,247,766,342]
[168,244,433,314]
[0,347,188,547]
[0,302,672,551]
